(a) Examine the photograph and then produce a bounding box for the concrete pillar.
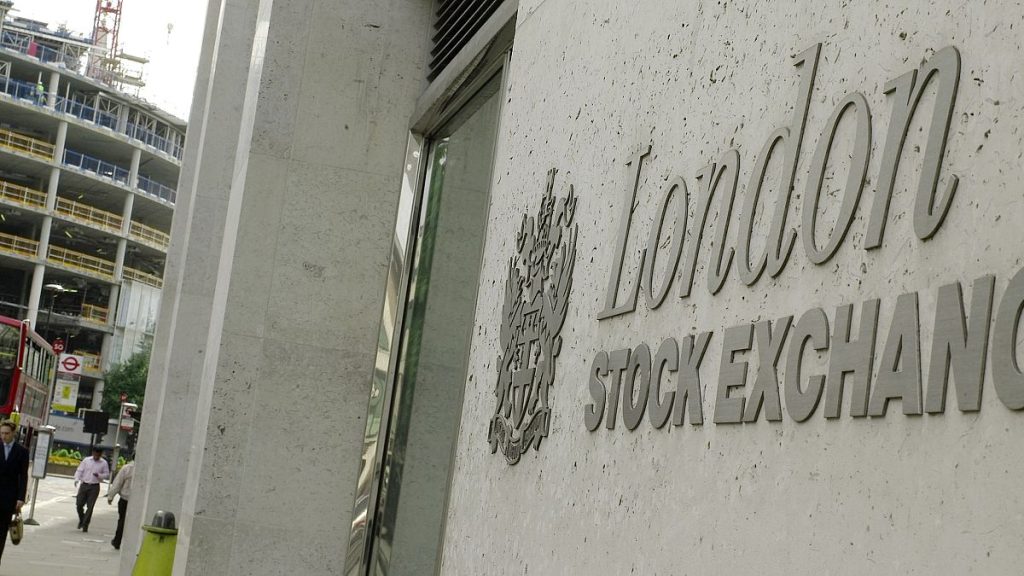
[53,121,68,164]
[129,0,433,572]
[115,186,134,281]
[117,103,130,134]
[100,326,116,371]
[27,147,66,325]
[128,148,141,188]
[47,70,59,109]
[25,264,44,327]
[91,380,103,410]
[120,0,262,570]
[113,239,127,281]
[100,281,120,379]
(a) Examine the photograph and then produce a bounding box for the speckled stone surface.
[440,1,1024,574]
[134,0,432,574]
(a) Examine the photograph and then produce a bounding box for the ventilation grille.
[428,0,506,81]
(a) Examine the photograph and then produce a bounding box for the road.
[1,474,122,575]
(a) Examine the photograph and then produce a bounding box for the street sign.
[61,356,79,372]
[58,354,82,375]
[82,410,108,434]
[120,404,134,431]
[31,431,51,479]
[51,338,65,355]
[51,376,79,413]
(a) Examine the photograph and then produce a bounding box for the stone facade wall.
[442,1,1024,574]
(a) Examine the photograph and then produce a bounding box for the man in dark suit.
[0,419,27,564]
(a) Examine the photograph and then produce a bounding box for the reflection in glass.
[345,134,426,576]
[371,74,502,575]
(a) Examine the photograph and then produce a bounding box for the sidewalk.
[0,474,121,576]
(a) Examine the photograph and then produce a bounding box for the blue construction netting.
[0,31,185,161]
[62,150,177,203]
[0,76,44,103]
[136,174,176,203]
[0,31,80,69]
[63,148,131,185]
[126,123,183,159]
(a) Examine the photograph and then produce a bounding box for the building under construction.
[0,0,184,413]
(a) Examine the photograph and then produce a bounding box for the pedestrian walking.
[106,460,134,549]
[73,446,109,532]
[0,420,27,565]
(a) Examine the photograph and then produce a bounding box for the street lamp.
[42,283,66,342]
[111,400,138,479]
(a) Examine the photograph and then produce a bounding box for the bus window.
[0,323,17,403]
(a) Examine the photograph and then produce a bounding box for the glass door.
[368,72,503,575]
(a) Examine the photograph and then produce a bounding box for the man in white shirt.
[106,460,134,549]
[73,446,109,532]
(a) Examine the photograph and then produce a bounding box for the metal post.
[111,402,122,479]
[23,478,40,526]
[24,426,55,526]
[46,294,56,341]
[111,402,136,481]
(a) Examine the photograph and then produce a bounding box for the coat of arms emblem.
[489,168,577,464]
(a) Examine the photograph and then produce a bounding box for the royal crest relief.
[489,168,578,465]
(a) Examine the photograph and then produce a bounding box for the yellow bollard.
[132,512,178,575]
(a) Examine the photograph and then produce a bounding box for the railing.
[0,126,54,161]
[80,304,109,324]
[0,76,45,104]
[96,108,118,130]
[63,149,130,185]
[129,221,170,251]
[123,267,163,289]
[47,245,115,280]
[0,231,38,258]
[0,31,83,70]
[126,123,184,159]
[55,196,123,234]
[54,97,130,140]
[136,175,176,203]
[79,353,103,375]
[55,96,97,124]
[0,180,46,209]
[0,32,184,162]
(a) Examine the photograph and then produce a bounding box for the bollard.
[132,511,178,576]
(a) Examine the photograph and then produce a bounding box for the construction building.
[0,0,184,412]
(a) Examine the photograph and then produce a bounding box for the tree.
[101,346,150,418]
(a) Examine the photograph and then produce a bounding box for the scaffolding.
[85,0,145,93]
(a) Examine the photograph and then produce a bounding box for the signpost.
[23,425,55,526]
[111,401,137,479]
[52,353,83,413]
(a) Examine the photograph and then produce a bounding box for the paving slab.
[0,474,122,576]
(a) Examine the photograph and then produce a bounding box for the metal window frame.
[343,3,517,574]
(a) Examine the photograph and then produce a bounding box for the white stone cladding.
[132,0,431,574]
[442,1,1024,574]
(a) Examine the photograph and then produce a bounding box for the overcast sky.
[13,0,207,120]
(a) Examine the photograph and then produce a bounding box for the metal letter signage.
[489,169,578,464]
[578,42,1023,436]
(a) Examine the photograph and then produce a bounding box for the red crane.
[88,0,123,83]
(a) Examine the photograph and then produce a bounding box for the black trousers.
[76,482,100,528]
[113,497,128,547]
[0,507,12,563]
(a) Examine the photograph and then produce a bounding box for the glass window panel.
[371,73,502,575]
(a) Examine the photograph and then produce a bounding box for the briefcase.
[9,512,23,545]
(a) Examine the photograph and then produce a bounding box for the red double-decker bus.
[0,316,56,439]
